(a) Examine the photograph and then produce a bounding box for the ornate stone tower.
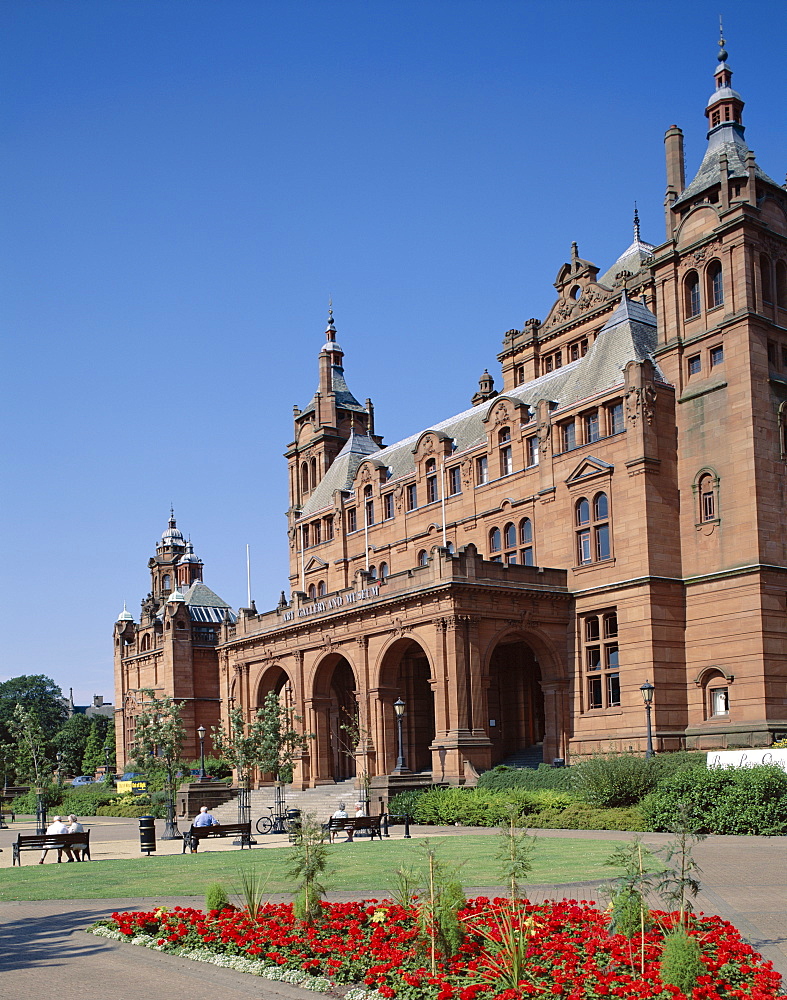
[650,34,787,745]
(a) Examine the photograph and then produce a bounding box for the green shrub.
[527,802,646,831]
[388,788,430,818]
[574,753,661,808]
[642,765,787,835]
[659,926,705,993]
[205,883,231,912]
[477,763,576,793]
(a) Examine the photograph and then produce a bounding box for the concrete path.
[0,818,784,999]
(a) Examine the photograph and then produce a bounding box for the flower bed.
[92,898,785,1000]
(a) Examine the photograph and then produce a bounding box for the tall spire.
[633,203,641,242]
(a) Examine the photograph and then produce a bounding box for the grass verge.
[0,835,618,902]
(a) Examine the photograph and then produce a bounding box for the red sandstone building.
[115,43,787,785]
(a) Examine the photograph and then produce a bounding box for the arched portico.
[375,637,435,774]
[310,654,359,781]
[486,635,544,765]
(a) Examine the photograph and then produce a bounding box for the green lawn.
[0,835,618,902]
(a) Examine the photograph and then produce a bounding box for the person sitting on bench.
[190,806,219,851]
[39,817,74,864]
[67,815,86,861]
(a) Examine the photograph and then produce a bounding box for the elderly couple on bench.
[39,815,87,863]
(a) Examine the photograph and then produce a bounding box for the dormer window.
[498,427,513,476]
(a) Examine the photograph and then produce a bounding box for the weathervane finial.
[633,202,641,242]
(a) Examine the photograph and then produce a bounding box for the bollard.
[403,814,411,839]
[139,815,157,855]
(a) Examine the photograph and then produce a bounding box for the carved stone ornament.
[625,384,657,426]
[392,617,410,638]
[360,464,372,484]
[394,484,405,513]
[320,633,335,652]
[679,239,722,270]
[461,457,474,487]
[537,419,551,455]
[576,286,605,313]
[493,402,511,426]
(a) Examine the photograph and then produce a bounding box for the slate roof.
[298,295,664,518]
[300,363,367,417]
[598,238,656,287]
[184,582,237,624]
[674,122,777,207]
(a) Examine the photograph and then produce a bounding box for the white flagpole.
[364,508,370,571]
[300,527,305,593]
[246,544,251,607]
[440,462,447,548]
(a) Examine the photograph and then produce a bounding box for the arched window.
[502,522,517,563]
[519,517,534,565]
[364,484,374,526]
[301,462,309,493]
[141,633,151,651]
[162,574,171,591]
[379,562,389,580]
[317,580,326,597]
[776,261,787,309]
[499,426,513,476]
[707,260,724,309]
[310,457,318,489]
[760,254,772,304]
[489,527,501,553]
[703,669,730,720]
[684,271,701,318]
[697,473,717,522]
[308,583,316,600]
[368,565,377,580]
[576,494,611,565]
[425,458,438,504]
[417,549,428,567]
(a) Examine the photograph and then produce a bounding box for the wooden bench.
[326,815,383,843]
[13,830,91,866]
[182,822,252,852]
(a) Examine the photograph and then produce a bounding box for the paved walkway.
[0,818,784,999]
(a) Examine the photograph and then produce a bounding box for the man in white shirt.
[39,816,73,864]
[67,814,87,861]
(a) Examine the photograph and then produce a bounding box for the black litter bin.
[139,815,156,855]
[286,808,301,841]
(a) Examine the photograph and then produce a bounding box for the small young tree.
[338,706,372,810]
[656,803,706,925]
[417,841,466,972]
[496,806,536,902]
[8,704,53,832]
[131,690,186,839]
[286,812,331,923]
[212,706,262,831]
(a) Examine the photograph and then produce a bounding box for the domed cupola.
[116,602,134,623]
[177,540,204,587]
[160,508,185,550]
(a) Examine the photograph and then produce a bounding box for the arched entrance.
[378,638,435,774]
[255,665,294,713]
[487,637,544,765]
[313,655,359,781]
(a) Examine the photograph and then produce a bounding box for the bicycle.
[255,806,294,835]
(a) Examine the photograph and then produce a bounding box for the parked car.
[71,776,94,787]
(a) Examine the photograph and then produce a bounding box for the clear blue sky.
[2,0,785,705]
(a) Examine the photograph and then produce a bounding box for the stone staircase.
[211,777,360,825]
[495,742,544,770]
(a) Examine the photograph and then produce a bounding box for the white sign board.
[707,749,787,771]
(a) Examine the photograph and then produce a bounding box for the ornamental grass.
[95,897,785,1000]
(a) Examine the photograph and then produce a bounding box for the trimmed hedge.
[642,764,787,835]
[477,763,575,792]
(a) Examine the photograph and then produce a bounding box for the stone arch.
[311,652,360,781]
[375,636,436,774]
[481,625,565,766]
[254,664,295,712]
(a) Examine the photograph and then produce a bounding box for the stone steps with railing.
[211,777,360,826]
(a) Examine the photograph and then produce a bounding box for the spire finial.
[326,295,336,340]
[717,16,727,63]
[169,504,176,527]
[571,241,579,264]
[633,202,641,242]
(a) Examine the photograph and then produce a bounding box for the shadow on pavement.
[0,906,118,972]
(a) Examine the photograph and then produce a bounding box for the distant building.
[61,690,114,720]
[115,40,787,781]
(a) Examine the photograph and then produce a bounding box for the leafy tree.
[82,716,114,774]
[656,803,706,924]
[8,704,52,786]
[496,807,536,902]
[131,690,186,837]
[258,690,311,784]
[0,675,66,743]
[286,812,331,923]
[52,713,92,777]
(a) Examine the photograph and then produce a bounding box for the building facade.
[115,43,787,784]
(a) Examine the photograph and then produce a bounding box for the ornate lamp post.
[56,752,63,789]
[104,745,112,782]
[197,725,207,779]
[640,680,655,760]
[393,698,408,774]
